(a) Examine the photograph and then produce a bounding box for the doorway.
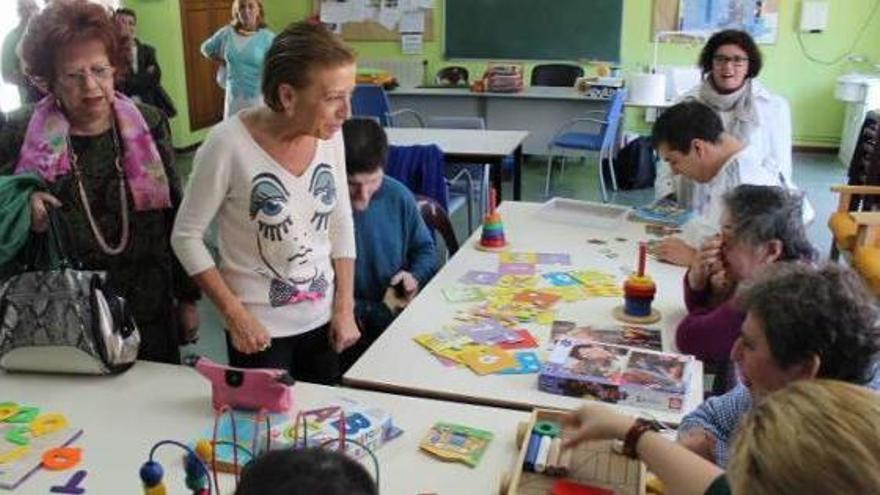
[179,0,230,131]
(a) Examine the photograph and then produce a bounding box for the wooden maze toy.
[499,409,645,495]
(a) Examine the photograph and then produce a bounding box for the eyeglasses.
[712,55,749,67]
[59,65,114,87]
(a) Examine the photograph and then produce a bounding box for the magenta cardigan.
[676,272,746,365]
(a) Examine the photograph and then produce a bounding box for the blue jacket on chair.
[386,144,449,211]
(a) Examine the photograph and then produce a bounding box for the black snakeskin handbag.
[0,211,140,374]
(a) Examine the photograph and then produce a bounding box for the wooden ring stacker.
[613,306,662,324]
[473,240,510,252]
[43,447,82,471]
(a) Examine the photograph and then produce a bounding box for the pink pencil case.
[185,355,295,413]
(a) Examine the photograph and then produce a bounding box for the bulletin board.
[652,0,781,44]
[312,0,435,41]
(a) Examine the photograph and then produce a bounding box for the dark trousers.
[226,323,339,385]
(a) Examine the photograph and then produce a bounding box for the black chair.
[530,64,584,87]
[417,195,459,260]
[435,66,469,86]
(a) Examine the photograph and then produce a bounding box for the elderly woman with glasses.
[0,0,200,363]
[655,30,808,267]
[676,185,814,375]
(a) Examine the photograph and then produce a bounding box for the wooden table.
[1,361,527,494]
[385,127,529,202]
[345,202,703,425]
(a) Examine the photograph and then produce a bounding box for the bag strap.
[14,211,69,273]
[44,207,80,269]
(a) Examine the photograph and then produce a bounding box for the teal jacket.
[0,173,46,277]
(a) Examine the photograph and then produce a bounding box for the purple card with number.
[455,320,522,346]
[536,253,571,265]
[459,270,501,286]
[498,263,536,275]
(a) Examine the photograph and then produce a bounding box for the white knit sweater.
[172,115,356,338]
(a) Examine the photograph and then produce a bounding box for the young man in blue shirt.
[340,118,438,372]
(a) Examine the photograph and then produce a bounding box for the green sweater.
[0,172,45,275]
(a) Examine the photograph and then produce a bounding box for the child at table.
[235,448,377,495]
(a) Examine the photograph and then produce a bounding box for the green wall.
[130,0,880,148]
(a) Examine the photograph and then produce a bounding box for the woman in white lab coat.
[656,29,810,266]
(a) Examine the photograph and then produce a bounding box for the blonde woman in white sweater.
[173,22,359,384]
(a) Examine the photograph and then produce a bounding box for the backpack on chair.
[609,136,657,190]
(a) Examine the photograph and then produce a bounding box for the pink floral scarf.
[14,93,171,211]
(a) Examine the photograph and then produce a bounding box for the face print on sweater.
[249,171,334,307]
[309,163,336,231]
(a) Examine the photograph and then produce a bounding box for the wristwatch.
[622,418,661,459]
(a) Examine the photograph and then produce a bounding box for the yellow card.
[499,252,538,264]
[413,329,472,355]
[584,285,624,297]
[437,343,492,364]
[496,275,539,289]
[536,310,557,326]
[546,286,589,302]
[459,347,518,375]
[571,269,617,285]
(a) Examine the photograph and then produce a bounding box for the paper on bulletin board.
[377,7,401,30]
[400,10,425,33]
[312,0,435,41]
[320,1,352,23]
[401,0,433,10]
[348,0,369,22]
[401,33,423,54]
[399,10,425,33]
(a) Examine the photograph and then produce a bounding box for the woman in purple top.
[677,185,814,379]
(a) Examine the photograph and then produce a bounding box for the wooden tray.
[499,408,645,495]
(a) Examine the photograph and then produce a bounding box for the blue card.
[498,351,542,374]
[543,272,581,287]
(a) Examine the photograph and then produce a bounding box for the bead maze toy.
[499,409,645,495]
[140,362,391,494]
[139,357,295,494]
[476,189,508,252]
[613,242,661,324]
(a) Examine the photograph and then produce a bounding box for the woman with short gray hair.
[678,263,880,467]
[676,185,814,374]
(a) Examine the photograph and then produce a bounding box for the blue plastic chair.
[426,116,490,233]
[351,84,424,127]
[544,88,628,202]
